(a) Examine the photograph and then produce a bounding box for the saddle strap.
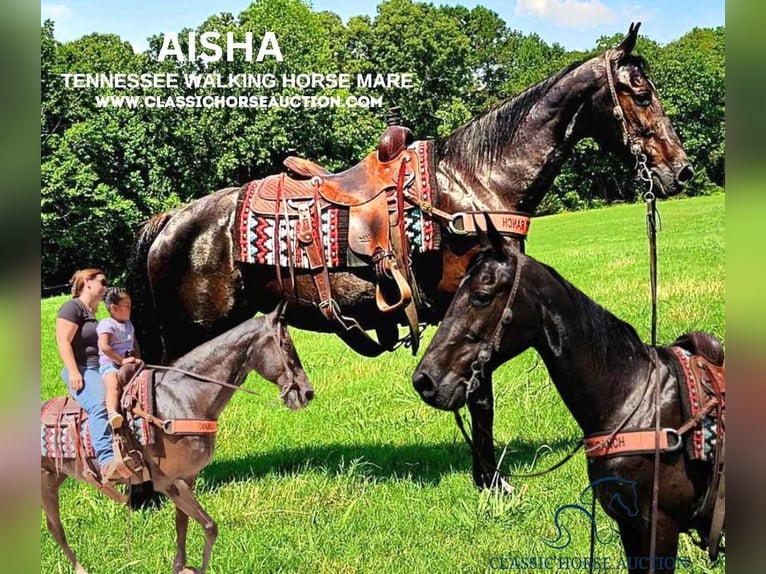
[584,428,683,458]
[71,416,127,504]
[131,406,218,435]
[707,442,725,561]
[274,174,285,292]
[448,212,531,237]
[401,189,532,239]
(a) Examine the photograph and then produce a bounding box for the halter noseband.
[465,254,525,394]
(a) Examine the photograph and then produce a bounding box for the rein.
[607,48,664,574]
[454,345,658,481]
[142,363,261,395]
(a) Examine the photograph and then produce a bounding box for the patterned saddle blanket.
[671,332,725,462]
[234,140,440,269]
[40,369,156,460]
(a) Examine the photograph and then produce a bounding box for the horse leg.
[467,375,498,490]
[164,478,217,574]
[618,512,681,574]
[172,506,190,574]
[41,469,89,574]
[647,513,681,574]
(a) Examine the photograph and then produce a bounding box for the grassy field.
[41,194,724,573]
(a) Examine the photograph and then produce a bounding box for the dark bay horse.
[41,308,314,574]
[131,23,692,488]
[412,228,724,573]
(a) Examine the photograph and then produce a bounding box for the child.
[97,287,140,429]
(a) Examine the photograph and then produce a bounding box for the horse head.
[413,218,534,410]
[256,303,315,411]
[594,22,694,196]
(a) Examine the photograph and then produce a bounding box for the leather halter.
[464,253,525,395]
[604,51,641,157]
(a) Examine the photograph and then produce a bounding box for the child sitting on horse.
[97,287,141,429]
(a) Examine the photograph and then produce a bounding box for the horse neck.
[160,319,264,420]
[434,58,604,214]
[518,259,653,435]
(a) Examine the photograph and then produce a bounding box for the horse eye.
[634,92,652,108]
[470,291,492,308]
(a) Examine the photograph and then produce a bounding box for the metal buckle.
[448,212,469,235]
[663,428,683,452]
[162,420,175,435]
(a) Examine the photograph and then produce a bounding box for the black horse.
[131,23,692,489]
[412,226,724,573]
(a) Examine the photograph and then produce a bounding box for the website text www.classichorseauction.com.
[59,29,417,110]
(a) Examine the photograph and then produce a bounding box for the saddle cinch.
[238,113,436,355]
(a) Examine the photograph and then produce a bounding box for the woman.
[55,268,122,482]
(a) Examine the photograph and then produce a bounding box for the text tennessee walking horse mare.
[41,308,314,574]
[130,24,692,489]
[412,227,725,573]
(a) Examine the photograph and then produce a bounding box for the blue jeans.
[61,366,114,467]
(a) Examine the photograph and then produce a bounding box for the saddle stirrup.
[374,257,412,313]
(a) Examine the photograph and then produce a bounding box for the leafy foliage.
[40,1,725,285]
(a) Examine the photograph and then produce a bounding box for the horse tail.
[128,211,175,365]
[127,211,177,511]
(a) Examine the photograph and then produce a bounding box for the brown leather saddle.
[242,111,433,355]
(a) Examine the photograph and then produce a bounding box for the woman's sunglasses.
[90,277,108,287]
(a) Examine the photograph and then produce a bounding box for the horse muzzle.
[412,370,467,410]
[652,163,694,197]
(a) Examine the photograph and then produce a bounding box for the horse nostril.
[677,164,694,185]
[413,371,436,398]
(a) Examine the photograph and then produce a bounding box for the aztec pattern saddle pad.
[671,345,725,462]
[234,141,439,268]
[40,397,95,459]
[41,370,156,460]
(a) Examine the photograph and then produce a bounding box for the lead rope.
[641,149,662,574]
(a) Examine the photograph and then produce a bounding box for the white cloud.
[41,4,72,22]
[515,0,618,28]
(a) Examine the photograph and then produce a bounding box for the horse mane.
[467,248,646,367]
[539,260,648,366]
[435,59,584,176]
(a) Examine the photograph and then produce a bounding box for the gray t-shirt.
[57,298,100,368]
[97,317,135,367]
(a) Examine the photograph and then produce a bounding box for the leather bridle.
[462,252,525,397]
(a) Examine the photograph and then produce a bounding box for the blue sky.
[41,0,724,53]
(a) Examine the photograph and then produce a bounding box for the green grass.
[41,194,724,573]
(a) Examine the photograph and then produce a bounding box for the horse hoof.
[178,568,199,574]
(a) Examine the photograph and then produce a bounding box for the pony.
[41,307,314,574]
[412,225,724,573]
[130,23,691,489]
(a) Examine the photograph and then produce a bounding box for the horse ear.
[483,214,505,258]
[266,299,287,326]
[475,214,491,250]
[614,22,641,59]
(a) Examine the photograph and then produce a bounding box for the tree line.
[41,0,725,287]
